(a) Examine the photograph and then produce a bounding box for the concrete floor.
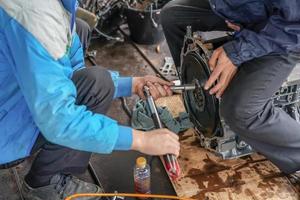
[0,36,176,200]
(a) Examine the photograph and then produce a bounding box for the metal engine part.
[78,0,170,42]
[180,27,300,159]
[159,57,177,77]
[79,0,128,41]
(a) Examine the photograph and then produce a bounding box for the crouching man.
[0,1,179,199]
[161,0,300,175]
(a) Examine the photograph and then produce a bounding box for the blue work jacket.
[209,0,300,66]
[0,0,133,164]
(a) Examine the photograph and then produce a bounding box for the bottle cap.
[136,157,147,168]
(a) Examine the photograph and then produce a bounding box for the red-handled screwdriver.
[143,86,181,180]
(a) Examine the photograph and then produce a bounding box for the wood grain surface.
[156,95,299,200]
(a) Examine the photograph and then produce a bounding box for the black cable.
[86,55,98,66]
[120,97,132,118]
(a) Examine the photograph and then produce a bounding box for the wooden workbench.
[156,95,300,200]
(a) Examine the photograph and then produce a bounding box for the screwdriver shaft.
[144,86,180,179]
[170,85,196,91]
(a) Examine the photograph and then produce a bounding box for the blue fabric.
[60,0,77,31]
[0,2,133,164]
[109,71,132,99]
[115,126,133,150]
[115,77,133,98]
[208,0,300,66]
[69,34,85,71]
[0,8,40,164]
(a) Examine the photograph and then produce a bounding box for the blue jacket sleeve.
[110,71,133,98]
[223,1,300,66]
[4,19,132,153]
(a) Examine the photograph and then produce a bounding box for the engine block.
[180,29,300,159]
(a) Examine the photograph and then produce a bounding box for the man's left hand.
[133,75,173,100]
[204,47,238,98]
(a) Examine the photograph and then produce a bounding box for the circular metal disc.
[181,51,219,137]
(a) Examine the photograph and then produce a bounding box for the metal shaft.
[170,79,203,92]
[170,84,196,91]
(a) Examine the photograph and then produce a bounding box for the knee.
[220,93,258,133]
[85,66,115,98]
[160,1,179,28]
[72,67,115,113]
[74,66,115,101]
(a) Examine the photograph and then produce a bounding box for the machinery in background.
[78,0,171,43]
[78,0,127,41]
[124,0,171,44]
[179,27,300,159]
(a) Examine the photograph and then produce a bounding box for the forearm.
[223,29,283,66]
[131,129,145,151]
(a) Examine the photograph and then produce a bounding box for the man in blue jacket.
[162,0,300,175]
[0,1,180,199]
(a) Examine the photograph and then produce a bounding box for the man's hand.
[225,20,241,32]
[131,129,180,157]
[204,47,237,98]
[133,76,173,100]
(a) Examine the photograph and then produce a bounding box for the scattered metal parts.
[86,50,98,66]
[156,45,161,53]
[86,50,97,58]
[112,191,125,200]
[149,3,158,28]
[159,57,177,77]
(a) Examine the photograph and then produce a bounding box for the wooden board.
[156,94,186,118]
[175,129,299,200]
[156,95,300,200]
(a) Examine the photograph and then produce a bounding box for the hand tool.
[170,84,196,91]
[170,79,202,92]
[143,86,181,180]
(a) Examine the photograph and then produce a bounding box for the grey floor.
[0,36,176,200]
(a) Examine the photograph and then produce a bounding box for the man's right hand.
[131,129,180,157]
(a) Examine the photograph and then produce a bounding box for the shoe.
[22,174,103,200]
